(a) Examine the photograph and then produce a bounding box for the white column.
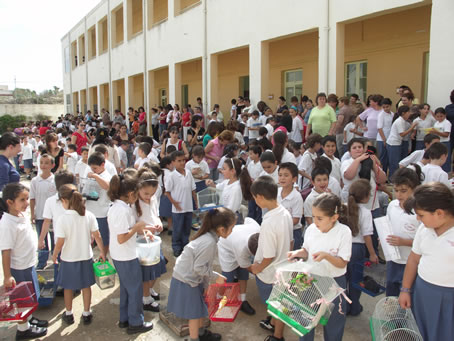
[249,41,269,107]
[168,63,182,105]
[124,78,129,114]
[327,23,344,95]
[207,54,218,119]
[318,0,329,94]
[427,0,454,107]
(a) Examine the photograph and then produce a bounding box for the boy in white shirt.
[247,146,264,181]
[432,107,452,172]
[321,135,342,184]
[289,106,304,143]
[247,110,262,143]
[422,142,450,187]
[118,141,129,171]
[30,154,57,269]
[75,147,89,182]
[298,133,322,190]
[21,137,34,179]
[278,163,303,250]
[165,151,197,257]
[343,115,363,148]
[399,133,440,168]
[304,168,331,226]
[264,117,277,139]
[376,98,394,174]
[185,146,210,193]
[93,144,117,176]
[64,144,79,174]
[134,142,157,169]
[249,176,292,340]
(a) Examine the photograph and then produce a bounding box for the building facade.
[61,0,454,132]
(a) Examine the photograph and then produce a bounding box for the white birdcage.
[370,296,422,341]
[196,187,223,211]
[79,177,100,201]
[266,261,344,337]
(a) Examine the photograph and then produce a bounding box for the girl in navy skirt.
[399,183,454,341]
[346,179,378,316]
[159,156,174,234]
[288,193,352,341]
[107,174,154,335]
[52,184,105,325]
[0,183,48,340]
[133,169,167,313]
[167,207,237,341]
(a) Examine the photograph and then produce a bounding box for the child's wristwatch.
[400,287,411,293]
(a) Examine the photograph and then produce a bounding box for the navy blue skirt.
[11,266,40,300]
[412,276,454,341]
[57,259,95,290]
[159,193,172,218]
[167,277,208,320]
[141,250,167,281]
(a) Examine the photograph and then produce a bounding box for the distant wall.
[0,104,64,120]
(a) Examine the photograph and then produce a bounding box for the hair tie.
[71,189,76,194]
[207,207,218,216]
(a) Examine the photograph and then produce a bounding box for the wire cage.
[37,264,58,306]
[352,259,386,296]
[79,177,100,201]
[205,283,242,322]
[0,282,38,323]
[196,187,223,212]
[370,296,423,341]
[266,261,343,337]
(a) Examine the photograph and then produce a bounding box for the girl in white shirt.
[52,184,105,325]
[298,133,322,190]
[0,183,48,339]
[272,130,297,165]
[385,167,421,297]
[432,107,452,172]
[413,103,435,150]
[399,183,454,341]
[259,151,279,184]
[107,174,154,334]
[345,179,378,316]
[133,170,166,313]
[288,193,352,341]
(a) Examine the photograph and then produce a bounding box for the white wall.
[0,104,64,120]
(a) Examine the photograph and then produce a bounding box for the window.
[181,85,188,108]
[98,17,108,54]
[88,26,96,60]
[345,61,367,101]
[78,34,85,65]
[239,76,249,99]
[159,88,167,106]
[283,69,302,101]
[112,5,124,47]
[66,94,71,113]
[127,0,143,40]
[64,47,70,73]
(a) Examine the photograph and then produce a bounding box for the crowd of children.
[1,91,454,341]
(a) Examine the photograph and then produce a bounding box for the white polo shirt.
[165,169,196,213]
[304,189,321,219]
[351,204,374,244]
[414,115,436,141]
[303,221,352,277]
[289,117,303,143]
[133,198,162,227]
[255,205,293,284]
[29,174,56,220]
[218,218,260,273]
[42,194,66,228]
[55,210,98,262]
[281,148,297,165]
[298,150,317,190]
[259,167,279,184]
[118,147,128,168]
[386,200,419,264]
[105,160,118,176]
[108,200,137,261]
[185,159,210,184]
[328,176,341,198]
[216,180,242,213]
[422,164,450,187]
[66,152,79,174]
[412,224,454,287]
[278,187,303,230]
[434,119,451,143]
[322,153,341,184]
[387,117,407,146]
[399,150,425,168]
[75,160,89,178]
[247,160,263,181]
[376,110,394,141]
[0,213,37,270]
[83,169,113,218]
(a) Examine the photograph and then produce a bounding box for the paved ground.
[0,179,380,341]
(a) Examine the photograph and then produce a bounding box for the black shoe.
[61,312,74,325]
[118,321,129,328]
[167,230,173,236]
[16,326,47,340]
[173,251,181,257]
[127,321,153,335]
[150,292,160,301]
[199,329,222,341]
[378,256,386,264]
[240,300,256,315]
[264,336,285,341]
[260,316,275,333]
[55,288,64,296]
[82,314,93,325]
[348,304,363,317]
[29,316,49,328]
[143,302,160,312]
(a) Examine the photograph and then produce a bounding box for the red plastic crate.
[0,282,38,322]
[205,283,241,322]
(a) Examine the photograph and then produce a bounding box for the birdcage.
[266,261,343,337]
[37,264,58,306]
[204,283,242,322]
[196,187,223,212]
[79,177,100,201]
[370,296,423,341]
[0,282,38,323]
[352,259,386,296]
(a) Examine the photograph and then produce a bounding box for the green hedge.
[0,114,28,134]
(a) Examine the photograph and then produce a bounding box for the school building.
[61,0,454,131]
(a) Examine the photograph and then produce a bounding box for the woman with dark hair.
[45,133,64,173]
[445,89,454,155]
[71,121,90,154]
[90,127,121,169]
[187,115,205,147]
[0,132,21,190]
[138,106,147,135]
[305,92,337,139]
[358,94,384,145]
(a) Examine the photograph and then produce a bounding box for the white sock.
[143,296,153,305]
[150,288,158,296]
[151,301,159,307]
[65,310,73,316]
[17,323,30,332]
[82,311,91,316]
[240,293,246,302]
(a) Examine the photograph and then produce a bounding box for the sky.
[0,0,101,93]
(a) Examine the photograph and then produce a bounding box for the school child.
[321,135,341,184]
[247,110,262,143]
[398,133,440,168]
[167,208,236,341]
[35,145,47,176]
[343,115,363,150]
[304,168,330,226]
[386,105,418,178]
[257,127,273,151]
[413,103,436,150]
[134,142,153,169]
[85,152,113,254]
[160,126,189,159]
[21,137,34,179]
[241,114,249,145]
[345,179,378,316]
[289,106,304,143]
[264,116,277,139]
[75,146,90,182]
[64,144,79,174]
[272,131,297,165]
[288,193,352,341]
[30,154,57,269]
[398,183,454,341]
[421,142,450,187]
[159,156,174,235]
[0,183,48,340]
[118,140,129,171]
[314,157,342,197]
[186,146,210,193]
[133,170,167,313]
[52,184,105,325]
[217,144,240,183]
[376,98,394,173]
[431,107,452,172]
[258,151,279,184]
[107,175,154,334]
[94,144,118,176]
[249,176,293,341]
[385,167,421,296]
[165,151,197,257]
[247,146,264,223]
[298,133,322,190]
[289,140,302,165]
[217,218,260,316]
[278,162,304,250]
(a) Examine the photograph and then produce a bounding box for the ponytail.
[0,183,28,219]
[226,158,253,201]
[108,174,139,201]
[347,179,371,237]
[347,195,360,237]
[272,131,287,164]
[393,105,410,122]
[59,184,85,216]
[192,207,236,240]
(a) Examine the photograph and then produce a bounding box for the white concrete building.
[62,0,454,133]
